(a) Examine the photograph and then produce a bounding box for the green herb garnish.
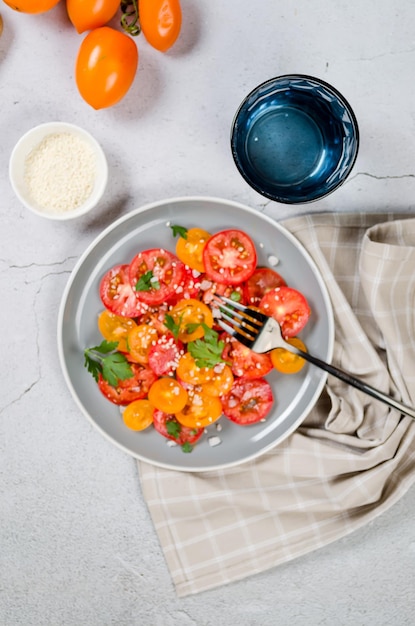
[181,442,193,453]
[230,291,241,302]
[84,340,134,386]
[135,270,160,292]
[166,419,181,439]
[170,224,188,239]
[164,313,182,340]
[187,324,228,368]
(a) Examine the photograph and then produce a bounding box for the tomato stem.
[120,0,141,36]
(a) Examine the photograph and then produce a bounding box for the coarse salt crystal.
[208,436,222,447]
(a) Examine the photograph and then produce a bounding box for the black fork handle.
[296,349,415,420]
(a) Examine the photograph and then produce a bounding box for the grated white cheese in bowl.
[9,122,108,220]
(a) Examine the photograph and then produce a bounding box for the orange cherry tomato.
[270,337,307,374]
[148,377,188,414]
[98,310,137,353]
[67,0,120,34]
[176,352,214,385]
[139,0,182,52]
[75,27,138,109]
[169,298,213,343]
[175,389,222,429]
[122,399,154,431]
[176,227,211,273]
[127,324,159,364]
[3,0,60,13]
[200,364,234,397]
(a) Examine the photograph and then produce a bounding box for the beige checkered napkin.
[137,213,415,597]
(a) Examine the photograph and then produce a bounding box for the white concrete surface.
[1,1,415,624]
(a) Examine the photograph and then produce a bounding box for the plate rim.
[57,195,334,472]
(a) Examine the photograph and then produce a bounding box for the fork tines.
[212,294,267,344]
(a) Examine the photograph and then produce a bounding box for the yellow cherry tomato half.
[139,0,182,53]
[176,352,214,385]
[148,377,188,414]
[175,389,222,429]
[270,337,307,374]
[176,227,211,273]
[75,27,138,110]
[122,399,154,431]
[98,310,137,353]
[200,364,234,397]
[127,324,159,364]
[3,0,60,13]
[67,0,120,34]
[169,298,213,343]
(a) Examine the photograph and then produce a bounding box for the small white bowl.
[9,122,108,220]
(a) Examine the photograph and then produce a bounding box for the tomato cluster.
[86,225,311,453]
[4,0,182,109]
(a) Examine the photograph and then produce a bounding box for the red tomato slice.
[222,378,273,425]
[148,334,184,376]
[166,266,204,305]
[97,363,157,405]
[202,280,246,306]
[152,410,204,446]
[222,336,273,379]
[203,229,257,285]
[243,267,287,306]
[100,264,148,317]
[129,249,185,306]
[259,286,310,338]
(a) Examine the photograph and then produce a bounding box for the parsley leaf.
[166,419,181,439]
[181,442,193,453]
[164,313,182,340]
[170,224,188,239]
[187,324,227,368]
[135,270,160,292]
[84,340,134,386]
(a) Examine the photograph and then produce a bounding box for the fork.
[214,295,415,420]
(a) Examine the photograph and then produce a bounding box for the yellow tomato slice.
[176,352,214,384]
[122,400,154,431]
[148,377,188,413]
[170,298,213,343]
[98,310,137,352]
[200,364,234,397]
[176,227,211,273]
[175,389,222,428]
[127,324,159,364]
[270,337,307,374]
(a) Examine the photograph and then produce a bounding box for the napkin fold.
[137,212,415,597]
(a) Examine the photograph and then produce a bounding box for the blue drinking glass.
[231,75,359,204]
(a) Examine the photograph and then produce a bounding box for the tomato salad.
[84,226,311,452]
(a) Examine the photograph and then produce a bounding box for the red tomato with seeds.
[129,248,185,306]
[243,267,286,306]
[259,286,310,338]
[203,229,257,285]
[222,378,274,425]
[153,410,204,446]
[222,336,273,379]
[148,334,184,376]
[100,264,148,318]
[97,363,157,405]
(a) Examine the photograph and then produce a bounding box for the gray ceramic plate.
[57,196,334,472]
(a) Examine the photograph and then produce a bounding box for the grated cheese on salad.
[24,132,96,214]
